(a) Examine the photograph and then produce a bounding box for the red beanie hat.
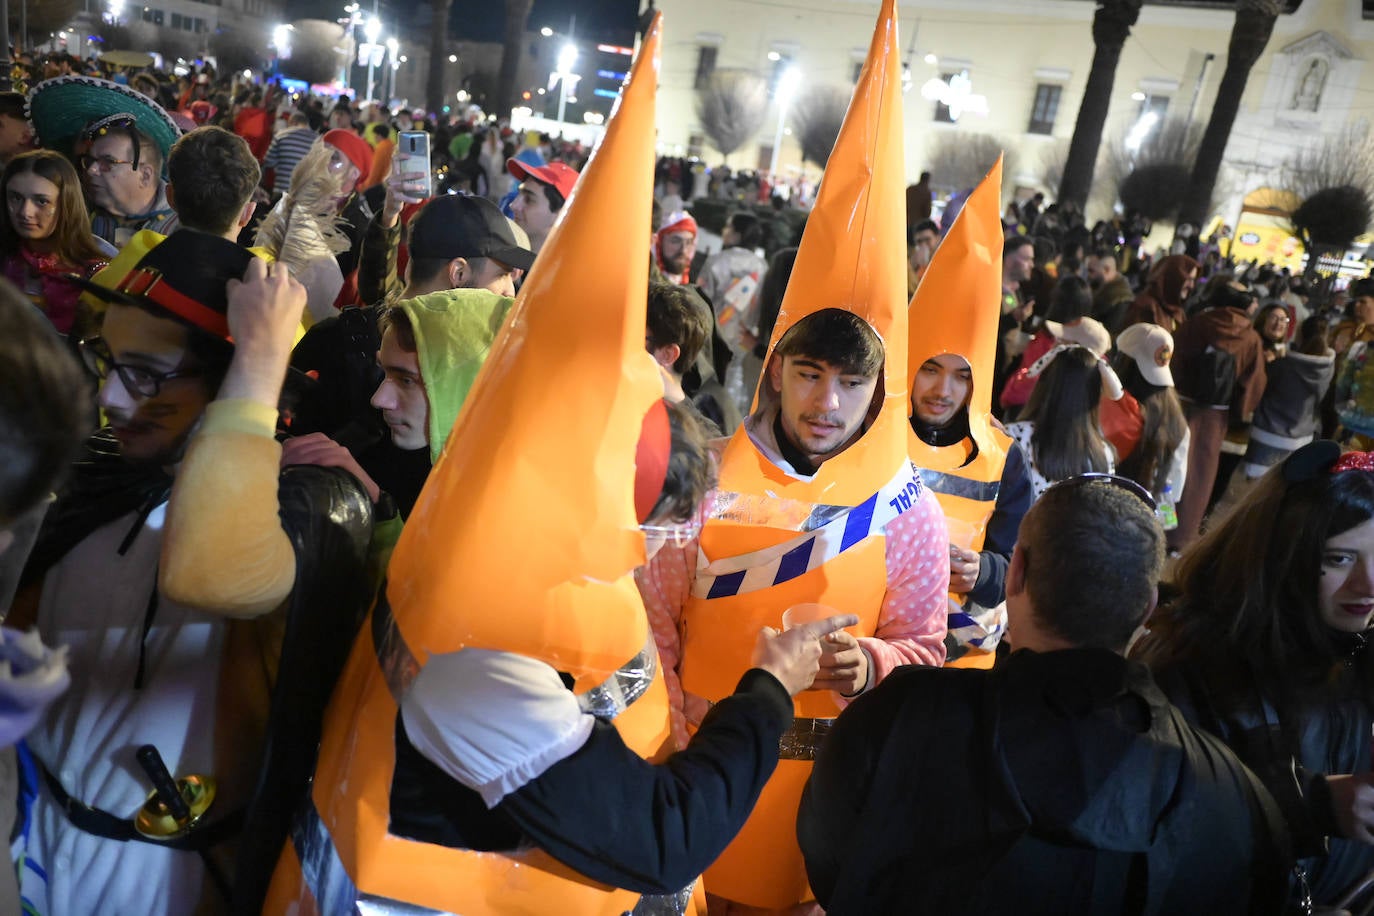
[322,129,373,190]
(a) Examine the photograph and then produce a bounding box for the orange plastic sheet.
[731,0,910,505]
[384,14,666,685]
[908,156,1007,462]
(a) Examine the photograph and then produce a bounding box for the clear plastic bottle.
[1156,483,1179,530]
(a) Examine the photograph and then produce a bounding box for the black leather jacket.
[1151,644,1374,907]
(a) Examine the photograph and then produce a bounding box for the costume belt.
[371,594,658,718]
[39,763,241,852]
[777,717,834,761]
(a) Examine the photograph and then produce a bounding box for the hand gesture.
[751,614,860,697]
[1328,773,1374,845]
[281,433,381,503]
[810,629,870,697]
[382,170,429,227]
[226,258,305,361]
[949,544,981,595]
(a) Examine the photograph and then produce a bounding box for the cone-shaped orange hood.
[385,15,665,674]
[733,0,907,501]
[908,156,1004,458]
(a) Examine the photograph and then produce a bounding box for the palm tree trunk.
[497,0,535,118]
[426,0,453,114]
[1178,0,1283,227]
[1057,0,1143,210]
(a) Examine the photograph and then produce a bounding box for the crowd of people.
[1,2,1374,914]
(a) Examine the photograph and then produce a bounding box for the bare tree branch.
[791,85,850,169]
[694,69,769,163]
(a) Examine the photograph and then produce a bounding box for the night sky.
[282,0,641,45]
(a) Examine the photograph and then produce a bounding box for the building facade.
[651,0,1373,224]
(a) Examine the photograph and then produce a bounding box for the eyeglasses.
[1045,472,1158,513]
[78,337,203,398]
[79,154,136,173]
[640,519,702,548]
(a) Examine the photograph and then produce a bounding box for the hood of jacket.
[994,649,1186,853]
[396,288,516,463]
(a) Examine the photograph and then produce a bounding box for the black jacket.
[799,649,1292,915]
[1151,646,1374,907]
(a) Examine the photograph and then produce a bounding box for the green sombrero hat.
[26,75,181,169]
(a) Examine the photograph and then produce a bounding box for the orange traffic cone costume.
[907,158,1014,666]
[263,16,699,915]
[664,1,945,907]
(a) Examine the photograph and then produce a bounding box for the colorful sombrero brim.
[26,75,181,164]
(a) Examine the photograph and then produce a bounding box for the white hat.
[1044,316,1111,358]
[1116,322,1175,388]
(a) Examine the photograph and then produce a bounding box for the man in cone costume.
[637,2,949,911]
[907,158,1031,667]
[264,16,855,916]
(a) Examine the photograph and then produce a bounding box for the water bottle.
[1156,483,1179,530]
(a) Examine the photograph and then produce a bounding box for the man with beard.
[655,210,702,286]
[1086,248,1135,335]
[9,233,373,914]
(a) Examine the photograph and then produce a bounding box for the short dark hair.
[912,219,939,237]
[1088,247,1119,268]
[726,211,763,250]
[167,126,261,236]
[1019,478,1164,651]
[646,282,711,375]
[645,399,716,524]
[1003,234,1033,259]
[0,281,90,525]
[0,91,27,120]
[378,305,417,353]
[774,308,884,378]
[536,178,566,213]
[1044,275,1093,324]
[405,255,498,290]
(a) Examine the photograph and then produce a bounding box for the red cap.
[322,128,373,190]
[506,159,580,201]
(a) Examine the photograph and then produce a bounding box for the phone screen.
[394,130,432,198]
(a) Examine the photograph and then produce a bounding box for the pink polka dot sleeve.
[633,499,712,750]
[857,482,950,683]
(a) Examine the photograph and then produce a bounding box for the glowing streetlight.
[556,42,579,123]
[386,36,399,101]
[272,24,292,60]
[769,65,801,179]
[448,54,457,63]
[363,17,382,101]
[540,26,553,37]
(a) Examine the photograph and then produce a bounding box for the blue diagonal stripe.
[773,538,816,586]
[840,494,877,551]
[707,569,747,599]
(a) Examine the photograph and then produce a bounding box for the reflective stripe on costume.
[692,462,919,599]
[909,424,1012,656]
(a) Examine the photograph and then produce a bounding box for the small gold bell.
[132,744,217,841]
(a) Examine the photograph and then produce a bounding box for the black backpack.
[1179,344,1237,408]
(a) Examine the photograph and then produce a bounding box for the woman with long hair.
[0,150,114,336]
[1134,442,1374,909]
[1004,344,1116,500]
[1108,323,1190,506]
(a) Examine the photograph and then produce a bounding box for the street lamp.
[385,36,398,103]
[556,42,578,123]
[769,65,801,179]
[364,16,381,102]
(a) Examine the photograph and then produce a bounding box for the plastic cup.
[782,602,840,631]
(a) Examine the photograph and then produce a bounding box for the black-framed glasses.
[78,337,202,398]
[1046,472,1158,512]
